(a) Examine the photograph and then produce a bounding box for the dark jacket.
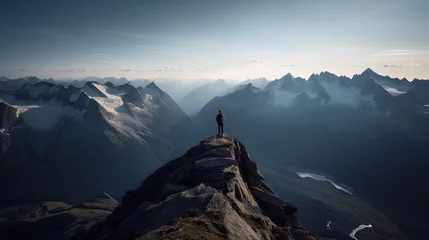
[216,113,225,125]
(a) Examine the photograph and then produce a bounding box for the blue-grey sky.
[1,0,428,81]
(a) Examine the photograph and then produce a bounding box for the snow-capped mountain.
[193,69,429,224]
[254,69,422,112]
[0,81,188,207]
[358,68,414,96]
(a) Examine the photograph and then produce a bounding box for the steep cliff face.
[78,135,316,240]
[0,100,18,154]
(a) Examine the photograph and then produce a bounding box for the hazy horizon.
[1,0,428,81]
[2,67,427,83]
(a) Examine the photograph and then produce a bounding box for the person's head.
[218,109,222,114]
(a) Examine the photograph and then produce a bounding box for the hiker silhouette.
[216,109,225,135]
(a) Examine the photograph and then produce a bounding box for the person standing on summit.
[216,109,225,135]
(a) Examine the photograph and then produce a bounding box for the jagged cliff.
[77,135,316,240]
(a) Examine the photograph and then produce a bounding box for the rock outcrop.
[0,100,18,154]
[77,135,316,240]
[0,100,18,130]
[0,197,115,240]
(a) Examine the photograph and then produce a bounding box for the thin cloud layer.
[278,64,296,68]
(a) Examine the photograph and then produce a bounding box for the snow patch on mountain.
[142,86,161,99]
[1,95,84,131]
[383,86,407,96]
[82,84,104,98]
[82,83,166,143]
[320,82,361,108]
[82,83,127,114]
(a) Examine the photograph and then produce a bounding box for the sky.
[1,0,429,81]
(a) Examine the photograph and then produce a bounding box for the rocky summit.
[77,135,316,240]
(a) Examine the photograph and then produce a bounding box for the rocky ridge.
[77,135,316,240]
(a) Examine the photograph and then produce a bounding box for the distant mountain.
[0,81,188,207]
[178,79,235,116]
[358,68,414,96]
[193,69,429,230]
[129,78,151,88]
[240,77,270,89]
[152,79,208,102]
[0,76,55,91]
[220,78,269,96]
[56,77,131,88]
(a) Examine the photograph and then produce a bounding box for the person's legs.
[218,124,220,135]
[221,124,224,134]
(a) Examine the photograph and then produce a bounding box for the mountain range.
[0,79,190,207]
[1,68,428,240]
[192,69,429,239]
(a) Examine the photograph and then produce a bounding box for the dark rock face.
[0,100,18,130]
[0,100,18,154]
[0,198,115,240]
[77,135,316,240]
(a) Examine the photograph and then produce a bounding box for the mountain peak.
[79,135,315,240]
[308,73,319,81]
[83,81,97,87]
[104,81,115,88]
[145,81,163,92]
[362,68,378,76]
[243,82,262,92]
[281,73,294,79]
[245,82,255,88]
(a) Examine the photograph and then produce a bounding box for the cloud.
[384,64,403,68]
[153,67,185,72]
[251,59,266,63]
[120,67,207,72]
[50,68,113,72]
[367,50,429,58]
[383,63,422,68]
[120,68,142,72]
[278,64,296,68]
[52,69,89,72]
[336,64,363,68]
